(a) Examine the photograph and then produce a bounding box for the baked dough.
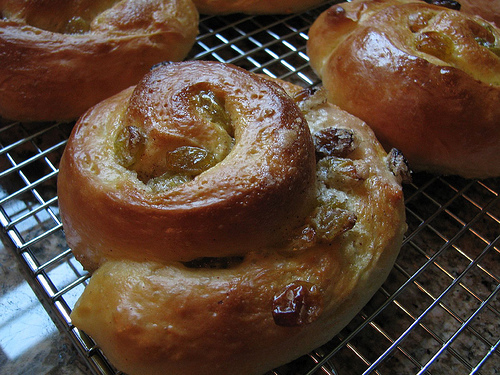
[308,0,500,178]
[191,0,326,15]
[0,0,199,122]
[458,0,500,26]
[59,61,407,375]
[58,60,318,270]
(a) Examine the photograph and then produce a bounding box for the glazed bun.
[0,0,199,122]
[191,0,326,15]
[308,0,500,178]
[59,61,318,270]
[59,61,407,375]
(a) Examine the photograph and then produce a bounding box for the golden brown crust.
[307,0,500,178]
[458,0,500,26]
[58,61,317,269]
[61,61,406,375]
[0,0,199,122]
[191,0,326,15]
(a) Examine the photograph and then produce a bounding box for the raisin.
[313,128,355,158]
[164,146,217,176]
[312,206,357,243]
[272,281,323,326]
[64,16,90,34]
[190,90,233,136]
[387,148,412,184]
[114,125,146,168]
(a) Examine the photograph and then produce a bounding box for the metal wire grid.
[187,9,324,85]
[0,5,499,375]
[325,174,500,375]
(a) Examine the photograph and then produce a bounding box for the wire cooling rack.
[1,3,499,374]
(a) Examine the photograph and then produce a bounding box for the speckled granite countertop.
[0,241,91,375]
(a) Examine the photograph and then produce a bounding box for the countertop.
[0,241,91,375]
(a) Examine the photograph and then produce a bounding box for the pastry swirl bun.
[308,0,500,178]
[191,0,326,15]
[59,61,407,375]
[0,0,199,122]
[59,61,317,269]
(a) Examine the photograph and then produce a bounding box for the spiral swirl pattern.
[59,61,316,268]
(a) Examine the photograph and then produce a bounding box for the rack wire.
[1,3,499,374]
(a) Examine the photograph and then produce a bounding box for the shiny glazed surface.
[308,0,500,178]
[0,0,199,121]
[60,62,406,375]
[58,61,317,268]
